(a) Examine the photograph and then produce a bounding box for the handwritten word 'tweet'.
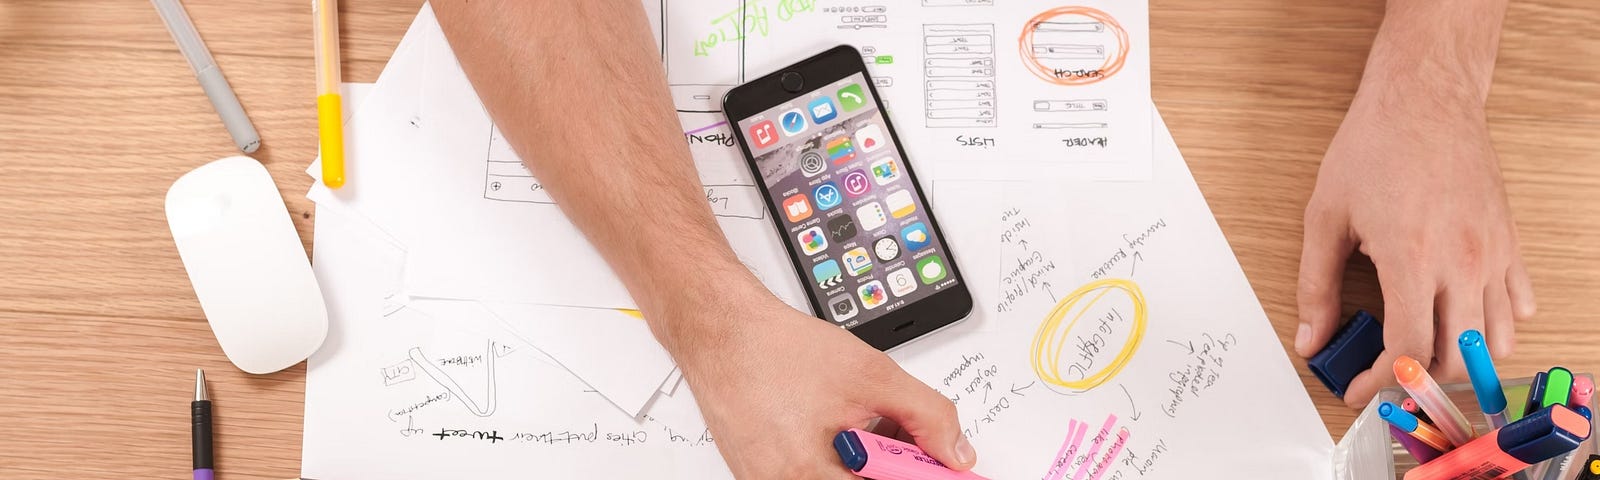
[694,0,817,57]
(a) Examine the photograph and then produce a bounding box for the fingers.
[1506,256,1537,322]
[1296,203,1356,357]
[1432,284,1484,382]
[1342,268,1435,408]
[1484,279,1515,358]
[868,369,975,471]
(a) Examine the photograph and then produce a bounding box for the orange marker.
[1396,355,1477,447]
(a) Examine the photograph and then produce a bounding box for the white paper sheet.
[302,205,731,480]
[308,7,807,311]
[644,0,1153,183]
[306,9,679,416]
[304,105,1335,479]
[302,4,1335,477]
[886,111,1333,479]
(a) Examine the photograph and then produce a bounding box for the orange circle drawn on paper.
[1018,6,1130,86]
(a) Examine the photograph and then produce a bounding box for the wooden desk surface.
[2,1,1595,477]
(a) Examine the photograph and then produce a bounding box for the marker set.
[1376,330,1594,480]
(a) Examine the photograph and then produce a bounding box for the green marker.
[1506,384,1531,421]
[1544,367,1575,408]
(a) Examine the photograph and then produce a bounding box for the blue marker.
[1379,401,1455,452]
[1461,330,1510,430]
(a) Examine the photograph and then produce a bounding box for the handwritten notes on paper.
[886,112,1333,480]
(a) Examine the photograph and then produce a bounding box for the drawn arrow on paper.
[983,382,994,403]
[1120,384,1143,421]
[1010,381,1036,397]
[1165,339,1195,355]
[1129,251,1143,277]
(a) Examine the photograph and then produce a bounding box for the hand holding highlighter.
[834,429,990,480]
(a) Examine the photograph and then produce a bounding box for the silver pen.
[151,0,261,153]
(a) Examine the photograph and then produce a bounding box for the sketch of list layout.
[924,24,997,128]
[482,125,551,204]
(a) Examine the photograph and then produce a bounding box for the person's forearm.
[1363,0,1508,106]
[431,1,761,352]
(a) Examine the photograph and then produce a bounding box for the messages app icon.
[837,84,866,112]
[807,97,838,124]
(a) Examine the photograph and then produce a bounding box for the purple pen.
[193,369,215,480]
[1389,424,1443,464]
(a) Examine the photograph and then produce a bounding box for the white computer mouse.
[166,156,328,374]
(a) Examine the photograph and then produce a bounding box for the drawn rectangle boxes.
[923,24,997,128]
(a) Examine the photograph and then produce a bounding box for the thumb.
[1295,202,1355,357]
[869,372,976,470]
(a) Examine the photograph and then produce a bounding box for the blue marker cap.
[1500,405,1590,464]
[833,430,869,472]
[1379,401,1420,432]
[1308,310,1385,398]
[1459,330,1507,414]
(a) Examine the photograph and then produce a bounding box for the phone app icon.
[842,247,873,276]
[870,157,901,185]
[807,97,838,124]
[797,226,828,256]
[779,109,807,136]
[873,236,901,262]
[828,294,858,322]
[800,149,827,177]
[749,120,778,149]
[885,190,915,219]
[901,222,931,251]
[857,280,888,309]
[916,255,949,285]
[854,124,885,153]
[826,136,856,165]
[887,267,918,297]
[782,194,812,222]
[812,182,843,211]
[812,259,843,289]
[837,84,867,112]
[856,202,887,231]
[827,214,858,243]
[842,169,871,197]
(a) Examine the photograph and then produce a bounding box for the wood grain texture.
[0,0,1595,477]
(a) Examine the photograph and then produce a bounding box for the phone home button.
[780,72,805,93]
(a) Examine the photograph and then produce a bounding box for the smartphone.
[724,45,973,351]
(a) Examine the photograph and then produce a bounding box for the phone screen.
[734,72,961,329]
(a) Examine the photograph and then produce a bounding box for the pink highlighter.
[1404,405,1590,480]
[834,429,991,480]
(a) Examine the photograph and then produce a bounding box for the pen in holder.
[1335,374,1597,480]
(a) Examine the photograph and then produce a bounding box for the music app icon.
[749,120,778,149]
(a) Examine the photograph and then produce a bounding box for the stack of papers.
[302,3,1335,479]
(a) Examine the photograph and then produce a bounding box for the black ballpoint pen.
[193,369,214,480]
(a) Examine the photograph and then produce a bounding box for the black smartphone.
[724,45,973,351]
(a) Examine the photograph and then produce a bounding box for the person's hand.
[1294,71,1536,408]
[663,294,975,479]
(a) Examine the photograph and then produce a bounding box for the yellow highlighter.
[314,0,345,188]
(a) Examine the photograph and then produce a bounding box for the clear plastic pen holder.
[1335,374,1598,479]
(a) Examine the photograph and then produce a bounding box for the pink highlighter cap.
[1574,377,1595,408]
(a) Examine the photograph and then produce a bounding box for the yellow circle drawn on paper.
[1029,278,1148,391]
